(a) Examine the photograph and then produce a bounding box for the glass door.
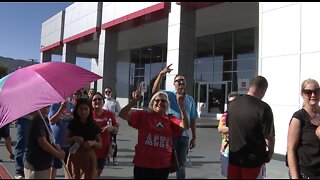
[197,82,227,118]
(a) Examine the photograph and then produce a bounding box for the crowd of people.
[1,64,320,179]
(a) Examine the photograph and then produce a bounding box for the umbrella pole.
[38,110,73,179]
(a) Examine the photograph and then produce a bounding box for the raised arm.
[177,94,189,129]
[49,101,67,125]
[152,64,173,94]
[119,89,141,123]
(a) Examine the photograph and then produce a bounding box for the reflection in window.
[234,28,255,60]
[214,32,232,60]
[129,44,167,108]
[197,35,213,58]
[194,28,257,95]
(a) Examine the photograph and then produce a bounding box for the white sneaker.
[113,157,118,165]
[14,174,24,179]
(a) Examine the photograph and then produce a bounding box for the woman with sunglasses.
[91,92,119,177]
[119,89,189,179]
[287,78,320,179]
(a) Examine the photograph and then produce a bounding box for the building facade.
[40,2,320,156]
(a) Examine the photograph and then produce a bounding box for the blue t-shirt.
[164,90,198,136]
[48,102,75,148]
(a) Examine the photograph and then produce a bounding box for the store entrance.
[196,82,227,118]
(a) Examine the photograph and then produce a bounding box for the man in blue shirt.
[152,64,198,179]
[48,99,75,179]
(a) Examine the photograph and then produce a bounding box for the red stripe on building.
[40,41,62,52]
[63,27,100,44]
[101,2,167,30]
[176,2,223,9]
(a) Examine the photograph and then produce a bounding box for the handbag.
[169,149,180,174]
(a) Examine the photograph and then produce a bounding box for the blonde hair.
[148,91,170,112]
[301,78,320,93]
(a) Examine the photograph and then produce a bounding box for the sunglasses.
[105,90,111,93]
[302,88,320,96]
[92,98,103,102]
[154,99,167,104]
[174,79,186,85]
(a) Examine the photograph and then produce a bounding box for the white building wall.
[101,2,161,24]
[260,2,320,155]
[64,2,100,40]
[41,11,64,48]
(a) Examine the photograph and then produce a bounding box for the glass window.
[197,35,213,58]
[235,59,256,71]
[130,44,167,108]
[194,28,257,98]
[234,28,255,60]
[214,32,232,60]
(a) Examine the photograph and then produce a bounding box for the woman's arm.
[119,90,140,123]
[287,118,301,179]
[83,134,103,150]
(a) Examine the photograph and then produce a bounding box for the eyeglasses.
[174,79,186,85]
[154,99,167,104]
[302,88,320,97]
[105,90,111,93]
[92,98,103,102]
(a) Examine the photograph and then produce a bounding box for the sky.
[0,2,91,70]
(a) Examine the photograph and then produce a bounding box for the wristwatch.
[192,135,196,139]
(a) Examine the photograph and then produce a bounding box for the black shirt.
[25,115,53,171]
[226,94,275,167]
[67,119,100,142]
[291,109,320,178]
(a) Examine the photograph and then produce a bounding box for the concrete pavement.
[0,117,289,179]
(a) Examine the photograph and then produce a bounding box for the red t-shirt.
[93,110,118,158]
[129,110,184,168]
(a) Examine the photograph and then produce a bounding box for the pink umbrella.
[0,61,102,128]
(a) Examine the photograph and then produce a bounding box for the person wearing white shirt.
[103,87,121,165]
[103,88,121,114]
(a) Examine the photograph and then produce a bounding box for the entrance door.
[196,82,227,118]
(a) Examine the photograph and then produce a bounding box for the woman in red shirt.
[119,89,189,179]
[91,92,119,177]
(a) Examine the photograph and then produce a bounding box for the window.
[129,44,167,108]
[194,28,256,95]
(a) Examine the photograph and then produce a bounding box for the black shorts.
[97,158,106,170]
[0,124,10,139]
[52,147,69,168]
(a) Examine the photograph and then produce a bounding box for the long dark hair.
[92,92,105,104]
[72,98,96,126]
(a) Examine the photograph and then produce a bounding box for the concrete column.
[40,51,52,63]
[62,43,77,64]
[166,3,196,95]
[91,58,99,90]
[97,29,118,95]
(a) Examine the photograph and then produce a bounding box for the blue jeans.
[173,135,189,179]
[15,117,30,175]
